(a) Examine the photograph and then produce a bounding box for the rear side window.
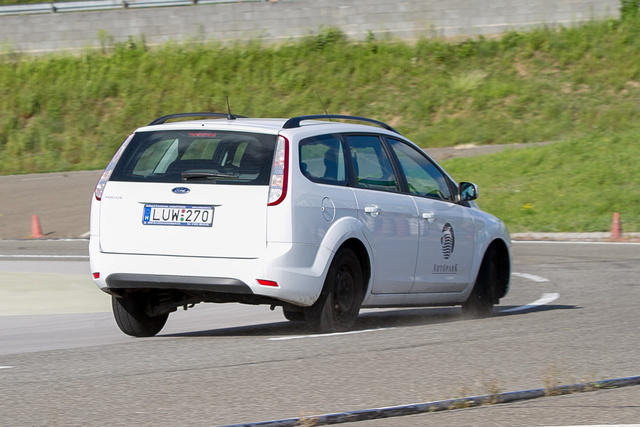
[110,130,277,185]
[299,135,347,185]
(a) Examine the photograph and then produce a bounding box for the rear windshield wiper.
[181,171,239,180]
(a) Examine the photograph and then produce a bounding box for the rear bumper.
[89,236,333,306]
[105,273,253,294]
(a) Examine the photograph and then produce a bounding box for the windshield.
[110,130,278,185]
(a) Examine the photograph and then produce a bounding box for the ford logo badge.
[172,187,191,194]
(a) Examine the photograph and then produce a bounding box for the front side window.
[299,135,347,185]
[110,130,277,185]
[388,138,452,200]
[347,135,399,192]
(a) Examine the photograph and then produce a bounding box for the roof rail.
[148,112,246,126]
[282,115,400,134]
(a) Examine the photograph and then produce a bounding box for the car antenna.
[315,90,332,120]
[226,96,236,120]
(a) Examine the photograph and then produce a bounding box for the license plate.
[142,204,214,227]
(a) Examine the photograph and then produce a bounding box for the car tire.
[112,292,169,337]
[282,307,305,322]
[305,248,364,333]
[462,246,496,318]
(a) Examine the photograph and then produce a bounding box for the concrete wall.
[0,0,621,53]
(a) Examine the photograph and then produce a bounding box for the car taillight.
[257,279,279,287]
[94,133,134,201]
[267,135,289,206]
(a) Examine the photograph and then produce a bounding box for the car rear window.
[110,130,277,185]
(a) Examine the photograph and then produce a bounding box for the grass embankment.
[1,18,639,232]
[442,134,640,232]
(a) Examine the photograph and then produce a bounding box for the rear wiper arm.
[181,172,239,180]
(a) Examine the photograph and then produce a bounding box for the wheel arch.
[306,238,370,332]
[318,216,373,295]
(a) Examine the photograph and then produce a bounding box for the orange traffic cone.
[31,214,44,239]
[611,212,621,241]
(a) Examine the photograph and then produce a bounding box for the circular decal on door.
[441,223,455,259]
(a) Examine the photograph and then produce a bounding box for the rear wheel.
[112,291,169,337]
[462,247,497,318]
[305,248,364,333]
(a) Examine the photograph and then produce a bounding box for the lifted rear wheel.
[305,248,364,333]
[112,291,169,337]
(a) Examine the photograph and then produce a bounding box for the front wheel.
[462,247,497,318]
[112,292,169,337]
[305,248,364,333]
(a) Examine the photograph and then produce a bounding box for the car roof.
[136,118,289,134]
[134,114,402,138]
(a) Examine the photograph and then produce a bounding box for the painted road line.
[513,240,640,246]
[501,293,560,313]
[0,366,13,370]
[0,254,89,259]
[271,272,554,340]
[512,272,550,282]
[268,327,394,341]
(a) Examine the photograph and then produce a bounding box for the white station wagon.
[90,113,511,337]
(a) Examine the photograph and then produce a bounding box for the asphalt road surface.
[0,240,638,426]
[0,170,102,240]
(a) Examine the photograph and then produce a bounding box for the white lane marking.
[268,327,394,341]
[0,238,87,242]
[0,366,13,370]
[501,293,559,313]
[271,272,554,339]
[0,255,89,259]
[513,240,640,246]
[512,272,549,282]
[19,176,65,181]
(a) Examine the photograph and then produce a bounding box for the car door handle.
[364,205,381,217]
[422,211,436,223]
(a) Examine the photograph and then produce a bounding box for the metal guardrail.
[0,0,275,16]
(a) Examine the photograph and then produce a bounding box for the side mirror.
[459,182,478,202]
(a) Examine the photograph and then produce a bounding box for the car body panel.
[410,197,476,293]
[352,187,419,294]
[98,181,269,258]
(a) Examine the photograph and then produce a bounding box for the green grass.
[1,19,640,232]
[442,132,640,233]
